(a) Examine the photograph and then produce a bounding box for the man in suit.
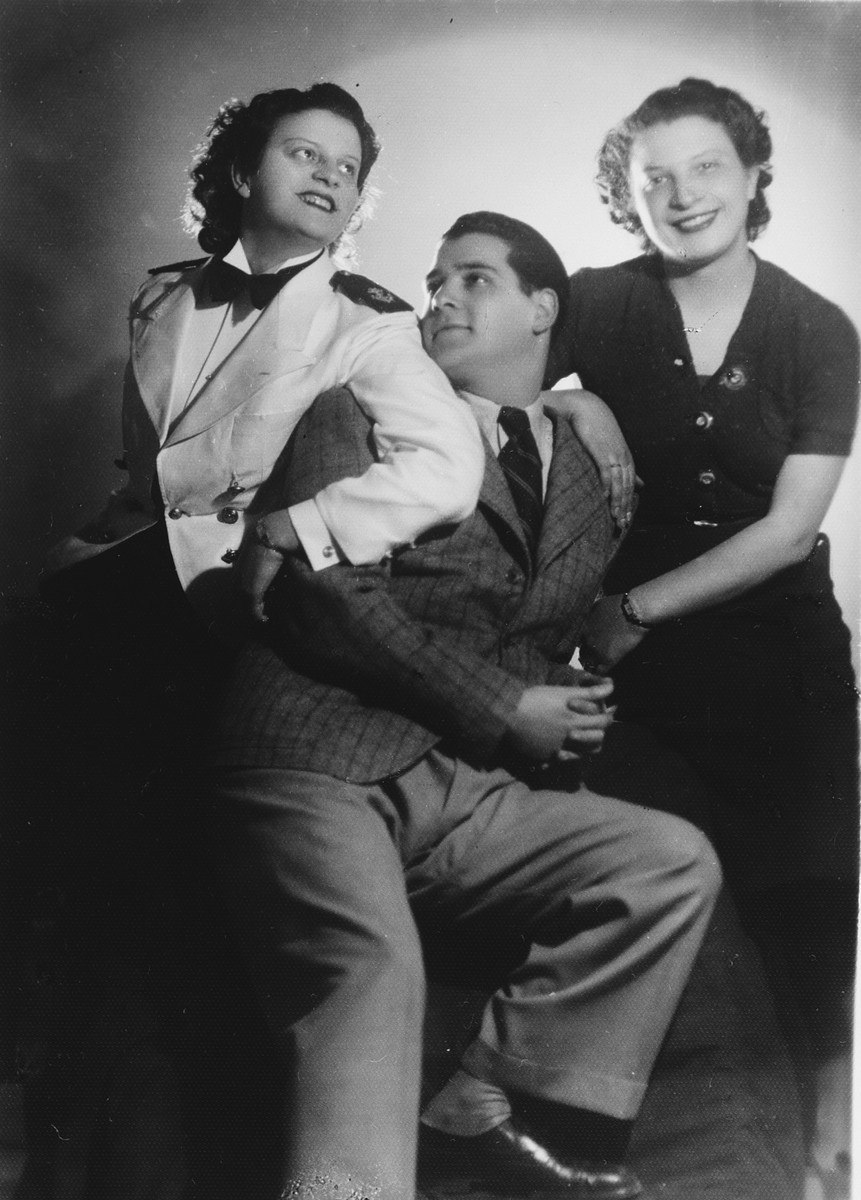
[212,212,722,1200]
[42,82,482,636]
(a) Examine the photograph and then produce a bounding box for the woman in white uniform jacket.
[43,82,482,636]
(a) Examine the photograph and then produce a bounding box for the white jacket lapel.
[130,267,205,442]
[163,251,336,446]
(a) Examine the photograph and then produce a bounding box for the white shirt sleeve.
[288,311,484,569]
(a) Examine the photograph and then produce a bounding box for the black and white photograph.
[1,3,859,1199]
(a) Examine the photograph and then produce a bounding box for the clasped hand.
[505,672,616,764]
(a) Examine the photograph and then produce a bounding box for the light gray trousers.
[214,750,721,1200]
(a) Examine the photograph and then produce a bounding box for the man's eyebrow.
[425,260,499,288]
[454,259,499,274]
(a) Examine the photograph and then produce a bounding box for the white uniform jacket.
[44,251,483,623]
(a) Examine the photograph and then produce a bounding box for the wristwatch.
[620,592,651,628]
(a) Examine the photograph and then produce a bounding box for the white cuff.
[289,498,345,571]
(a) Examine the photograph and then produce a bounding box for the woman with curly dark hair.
[184,81,380,262]
[549,78,858,1194]
[44,81,482,626]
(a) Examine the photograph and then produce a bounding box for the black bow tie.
[206,252,321,309]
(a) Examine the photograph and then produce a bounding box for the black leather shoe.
[418,1119,642,1198]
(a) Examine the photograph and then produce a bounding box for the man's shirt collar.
[460,390,546,453]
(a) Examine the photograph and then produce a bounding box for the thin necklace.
[682,308,722,335]
[678,258,755,334]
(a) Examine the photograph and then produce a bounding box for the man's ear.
[532,288,559,336]
[231,162,251,199]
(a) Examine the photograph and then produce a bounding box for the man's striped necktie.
[497,406,543,557]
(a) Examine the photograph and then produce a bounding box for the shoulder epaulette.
[147,257,210,276]
[330,270,413,313]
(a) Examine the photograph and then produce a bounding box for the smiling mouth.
[432,324,470,339]
[672,211,718,233]
[299,192,336,213]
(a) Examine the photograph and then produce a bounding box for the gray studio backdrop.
[2,0,859,664]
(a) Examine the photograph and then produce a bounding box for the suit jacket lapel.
[130,264,206,442]
[478,437,533,567]
[535,412,603,572]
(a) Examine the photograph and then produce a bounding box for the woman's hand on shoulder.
[545,388,638,529]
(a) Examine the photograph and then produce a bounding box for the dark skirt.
[604,527,859,893]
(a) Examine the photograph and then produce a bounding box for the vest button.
[697,470,716,487]
[167,507,183,520]
[695,411,714,430]
[218,507,239,524]
[221,549,239,564]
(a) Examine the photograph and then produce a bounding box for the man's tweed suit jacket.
[215,386,616,783]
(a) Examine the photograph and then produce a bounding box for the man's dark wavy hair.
[183,82,381,257]
[442,211,570,348]
[596,78,773,251]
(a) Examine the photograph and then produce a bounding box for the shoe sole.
[424,1182,642,1200]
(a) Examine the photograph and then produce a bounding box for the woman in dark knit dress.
[549,79,858,1192]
